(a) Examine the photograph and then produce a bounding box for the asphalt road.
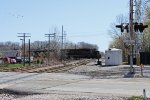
[0,64,150,98]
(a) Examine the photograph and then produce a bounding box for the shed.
[105,48,122,66]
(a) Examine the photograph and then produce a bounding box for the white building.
[105,48,122,66]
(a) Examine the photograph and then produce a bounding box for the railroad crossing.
[0,61,150,98]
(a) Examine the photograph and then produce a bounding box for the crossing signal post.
[116,0,148,71]
[116,22,134,71]
[116,22,148,67]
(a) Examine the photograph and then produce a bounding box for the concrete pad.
[0,72,90,94]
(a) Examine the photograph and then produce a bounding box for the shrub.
[37,59,40,64]
[41,59,44,64]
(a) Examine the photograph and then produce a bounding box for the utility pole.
[129,0,134,72]
[18,33,31,66]
[62,26,64,50]
[28,39,31,66]
[45,33,55,65]
[63,31,67,47]
[63,31,67,60]
[61,25,64,61]
[20,39,23,60]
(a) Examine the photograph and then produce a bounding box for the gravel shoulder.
[67,60,150,79]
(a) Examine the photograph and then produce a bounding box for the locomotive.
[62,48,100,59]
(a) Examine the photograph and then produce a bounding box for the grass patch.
[7,64,25,69]
[129,96,144,100]
[0,64,20,72]
[0,63,31,72]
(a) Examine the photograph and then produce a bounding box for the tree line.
[0,35,98,63]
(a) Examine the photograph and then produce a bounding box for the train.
[62,48,101,59]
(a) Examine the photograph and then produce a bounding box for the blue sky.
[0,0,129,52]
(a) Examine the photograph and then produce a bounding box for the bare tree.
[0,41,20,51]
[142,7,150,52]
[108,14,129,62]
[108,14,128,39]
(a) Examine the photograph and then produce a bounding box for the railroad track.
[36,59,91,73]
[13,59,92,73]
